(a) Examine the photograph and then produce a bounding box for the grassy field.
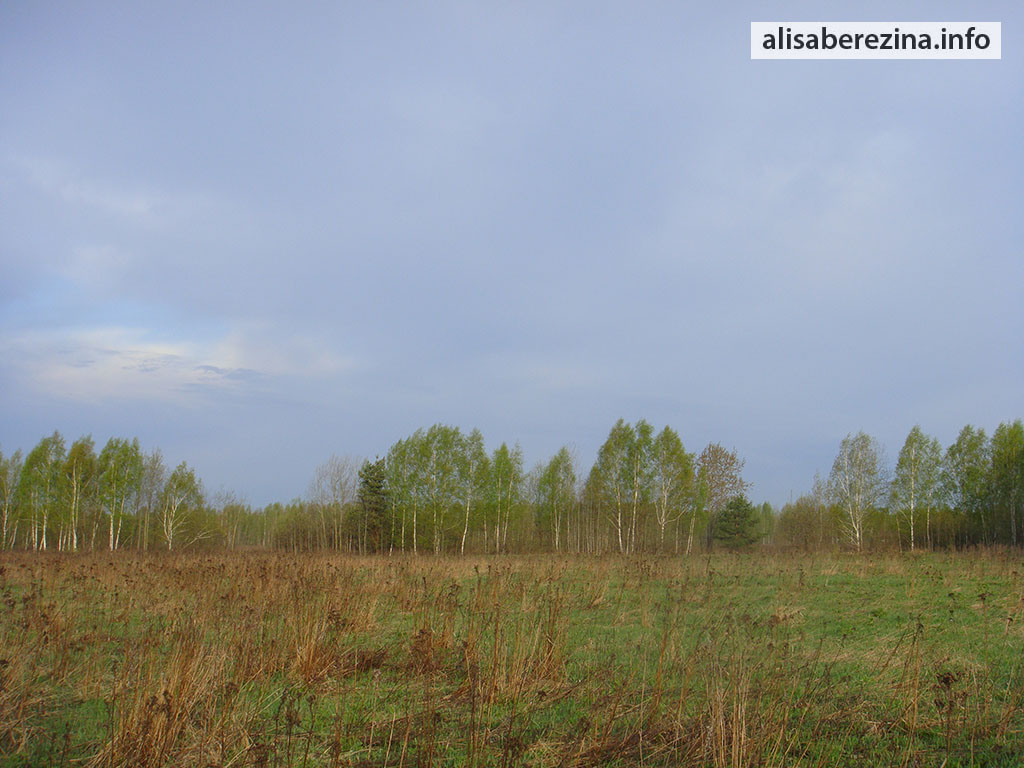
[1,550,1022,767]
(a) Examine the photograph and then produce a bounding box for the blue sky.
[2,1,1021,506]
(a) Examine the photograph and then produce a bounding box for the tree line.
[778,422,1024,552]
[1,419,1021,553]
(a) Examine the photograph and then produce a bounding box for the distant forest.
[1,419,1021,554]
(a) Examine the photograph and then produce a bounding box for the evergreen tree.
[712,495,760,550]
[358,458,389,552]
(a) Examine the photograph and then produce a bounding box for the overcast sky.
[2,1,1021,506]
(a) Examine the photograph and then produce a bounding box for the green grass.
[1,550,1022,766]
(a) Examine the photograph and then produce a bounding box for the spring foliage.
[2,418,1023,552]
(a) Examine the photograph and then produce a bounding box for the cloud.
[0,325,356,406]
[3,327,208,403]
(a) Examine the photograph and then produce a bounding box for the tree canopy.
[3,417,1024,553]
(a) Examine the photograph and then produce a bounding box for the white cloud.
[1,325,356,405]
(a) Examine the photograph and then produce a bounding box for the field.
[1,551,1022,767]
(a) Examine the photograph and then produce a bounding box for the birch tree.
[135,450,167,550]
[990,420,1024,546]
[457,429,489,555]
[828,432,889,552]
[17,432,66,551]
[890,426,942,551]
[626,420,654,553]
[98,437,143,550]
[419,428,460,552]
[161,462,203,550]
[310,454,359,549]
[0,449,22,550]
[942,426,991,543]
[489,443,523,553]
[536,447,576,552]
[62,436,98,552]
[650,426,693,552]
[385,436,416,553]
[588,419,634,553]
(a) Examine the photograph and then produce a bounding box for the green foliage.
[943,425,992,542]
[17,431,66,551]
[757,501,774,542]
[650,426,694,551]
[6,416,1024,554]
[828,432,889,551]
[160,461,204,550]
[891,426,942,551]
[587,418,636,553]
[456,428,490,554]
[98,437,143,550]
[488,442,524,553]
[0,447,23,549]
[535,446,576,551]
[711,495,760,549]
[357,458,388,552]
[990,420,1024,546]
[418,424,462,554]
[587,419,690,554]
[695,443,750,550]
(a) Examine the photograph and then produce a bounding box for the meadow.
[0,550,1022,767]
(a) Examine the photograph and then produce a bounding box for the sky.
[1,1,1021,507]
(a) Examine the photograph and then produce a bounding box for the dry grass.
[0,550,1022,766]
